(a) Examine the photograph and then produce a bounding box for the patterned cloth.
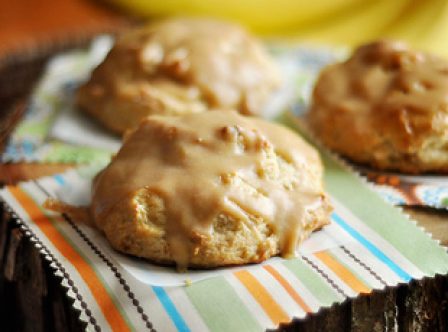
[1,141,447,331]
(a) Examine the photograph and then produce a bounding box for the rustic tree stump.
[0,204,87,332]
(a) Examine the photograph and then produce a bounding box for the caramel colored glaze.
[77,18,281,133]
[43,198,91,226]
[92,111,330,268]
[308,40,448,173]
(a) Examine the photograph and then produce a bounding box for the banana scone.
[77,18,281,134]
[307,40,448,173]
[87,111,331,268]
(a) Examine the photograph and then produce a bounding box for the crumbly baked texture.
[90,111,331,268]
[307,40,448,173]
[77,18,281,134]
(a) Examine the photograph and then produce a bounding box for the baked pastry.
[77,18,281,134]
[307,40,448,173]
[86,110,331,268]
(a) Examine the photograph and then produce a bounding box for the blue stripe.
[332,213,411,282]
[152,286,190,332]
[53,175,65,185]
[23,140,34,155]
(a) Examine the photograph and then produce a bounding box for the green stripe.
[322,153,448,275]
[43,141,112,164]
[21,185,136,331]
[185,277,262,332]
[283,259,342,305]
[280,114,448,276]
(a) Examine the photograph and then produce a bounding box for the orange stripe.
[314,251,371,294]
[234,270,289,325]
[9,186,131,332]
[263,265,311,313]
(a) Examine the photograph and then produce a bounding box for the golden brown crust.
[99,188,331,268]
[77,18,281,134]
[307,40,448,174]
[91,111,332,268]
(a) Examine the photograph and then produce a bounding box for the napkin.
[2,139,447,331]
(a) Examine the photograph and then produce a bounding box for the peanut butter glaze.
[308,40,448,173]
[91,111,330,268]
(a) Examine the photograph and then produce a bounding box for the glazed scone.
[89,111,331,268]
[307,40,448,173]
[77,18,281,134]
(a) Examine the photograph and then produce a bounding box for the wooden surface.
[0,0,133,114]
[0,0,127,58]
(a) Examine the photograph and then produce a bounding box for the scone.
[77,18,281,134]
[307,40,448,173]
[88,111,331,268]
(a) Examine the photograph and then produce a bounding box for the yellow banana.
[106,0,366,32]
[280,0,409,45]
[105,0,448,57]
[385,0,448,57]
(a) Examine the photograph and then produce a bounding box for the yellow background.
[107,0,448,57]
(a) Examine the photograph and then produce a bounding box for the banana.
[279,0,409,44]
[106,0,448,57]
[106,0,366,32]
[385,0,448,57]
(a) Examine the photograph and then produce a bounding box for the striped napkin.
[1,141,447,331]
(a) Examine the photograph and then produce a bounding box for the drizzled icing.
[92,111,330,267]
